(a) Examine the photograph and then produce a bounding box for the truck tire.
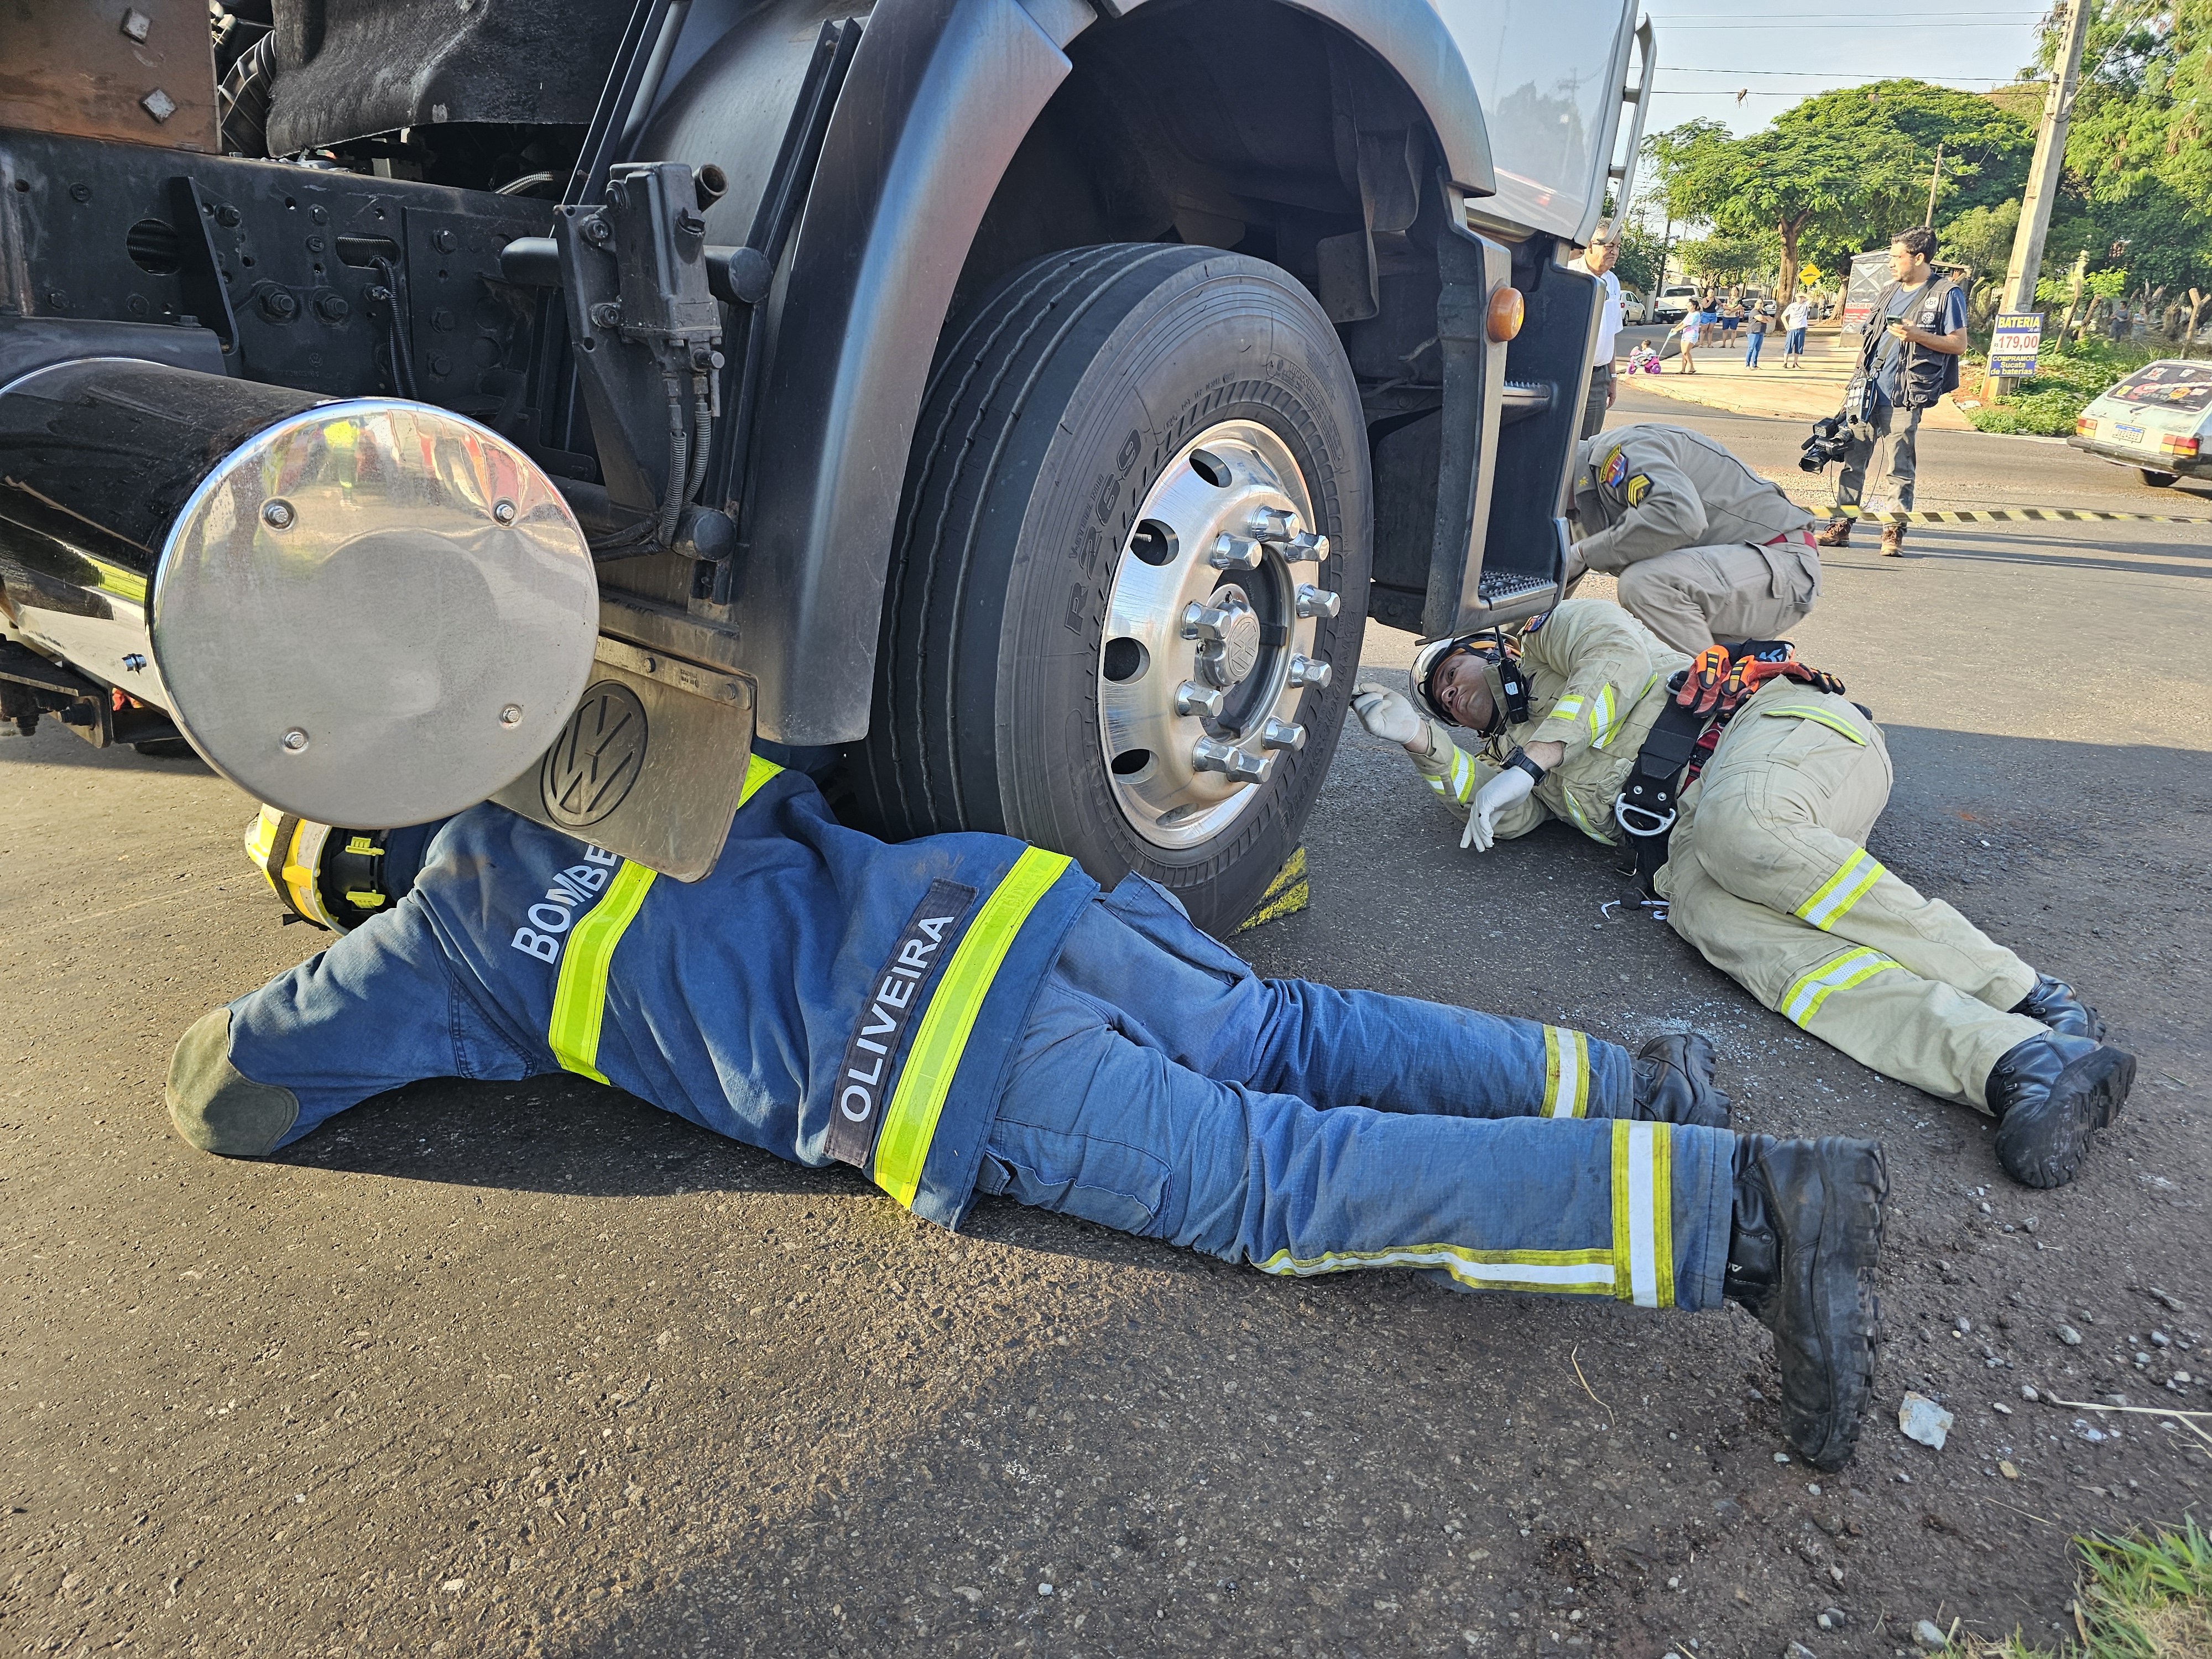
[855,243,1370,935]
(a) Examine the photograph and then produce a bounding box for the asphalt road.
[4,385,2208,1658]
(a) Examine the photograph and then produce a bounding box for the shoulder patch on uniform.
[1624,472,1652,506]
[1523,610,1551,634]
[1601,446,1628,489]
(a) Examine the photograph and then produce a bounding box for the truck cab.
[0,0,1653,930]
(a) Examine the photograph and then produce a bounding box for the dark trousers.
[1579,363,1613,440]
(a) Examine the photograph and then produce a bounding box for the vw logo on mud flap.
[541,681,648,828]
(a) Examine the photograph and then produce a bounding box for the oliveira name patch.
[825,879,977,1168]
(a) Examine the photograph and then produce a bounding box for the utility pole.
[1992,0,2093,394]
[1925,143,1943,225]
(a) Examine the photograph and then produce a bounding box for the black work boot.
[1632,1033,1732,1128]
[2010,973,2106,1042]
[1724,1136,1887,1470]
[1985,1033,2134,1189]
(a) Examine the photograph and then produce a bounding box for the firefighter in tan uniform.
[1350,599,2136,1189]
[1570,424,1822,654]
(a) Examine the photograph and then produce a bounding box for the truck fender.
[653,0,1495,744]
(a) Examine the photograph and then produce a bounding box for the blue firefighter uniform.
[168,757,1740,1311]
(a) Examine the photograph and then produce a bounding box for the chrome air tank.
[0,358,598,826]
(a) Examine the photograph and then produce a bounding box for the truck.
[0,0,1654,933]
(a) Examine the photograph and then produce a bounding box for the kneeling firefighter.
[1566,423,1822,655]
[1350,599,2135,1190]
[181,764,1891,1466]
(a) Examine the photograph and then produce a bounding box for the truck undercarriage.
[0,0,1652,929]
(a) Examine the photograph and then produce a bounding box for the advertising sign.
[1837,250,1891,333]
[1989,312,2044,378]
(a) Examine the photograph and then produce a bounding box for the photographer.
[1815,227,1967,555]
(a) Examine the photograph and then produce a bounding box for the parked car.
[1620,293,1648,325]
[2070,361,2212,487]
[1651,284,1699,323]
[0,0,1657,931]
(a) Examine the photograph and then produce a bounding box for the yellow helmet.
[243,806,392,933]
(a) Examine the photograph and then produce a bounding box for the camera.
[1798,415,1854,472]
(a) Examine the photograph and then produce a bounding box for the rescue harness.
[1615,640,1848,893]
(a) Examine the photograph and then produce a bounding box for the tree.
[1677,232,1769,288]
[1780,79,2036,236]
[2031,0,2212,295]
[1645,113,1923,302]
[1942,197,2022,284]
[1609,219,1666,296]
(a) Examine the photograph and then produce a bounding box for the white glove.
[1461,765,1535,852]
[1351,681,1425,748]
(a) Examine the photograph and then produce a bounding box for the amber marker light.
[1487,286,1525,342]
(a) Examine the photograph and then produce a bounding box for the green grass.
[1947,1516,2212,1658]
[1963,337,2184,437]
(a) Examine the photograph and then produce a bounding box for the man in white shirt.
[1571,223,1626,440]
[1781,295,1812,368]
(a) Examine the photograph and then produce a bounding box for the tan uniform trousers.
[1656,693,2046,1109]
[1614,540,1817,656]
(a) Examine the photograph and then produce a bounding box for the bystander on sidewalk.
[1632,321,1975,431]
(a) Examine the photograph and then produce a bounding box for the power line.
[1650,7,2047,13]
[1661,17,2041,24]
[1654,67,2031,79]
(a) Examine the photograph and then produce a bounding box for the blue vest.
[223,759,1098,1228]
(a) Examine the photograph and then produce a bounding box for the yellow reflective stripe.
[738,753,785,806]
[874,847,1073,1209]
[1256,1243,1615,1294]
[1551,696,1586,724]
[1759,706,1867,745]
[1611,1119,1674,1308]
[1794,848,1886,931]
[1587,685,1614,744]
[1781,947,1897,1027]
[1449,747,1474,805]
[1593,674,1653,751]
[1560,791,1610,844]
[1541,1025,1589,1118]
[547,860,658,1082]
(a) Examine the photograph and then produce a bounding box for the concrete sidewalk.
[1622,322,1975,432]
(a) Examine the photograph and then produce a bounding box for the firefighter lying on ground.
[1352,599,2134,1190]
[169,757,1890,1468]
[1566,423,1822,655]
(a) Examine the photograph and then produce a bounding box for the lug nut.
[1209,534,1262,571]
[1261,718,1307,752]
[493,499,517,525]
[1175,681,1225,719]
[1285,532,1331,564]
[1182,601,1232,641]
[1249,506,1300,540]
[1286,654,1332,689]
[1295,584,1341,619]
[1192,737,1275,785]
[261,499,295,529]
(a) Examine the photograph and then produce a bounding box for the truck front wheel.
[855,244,1371,934]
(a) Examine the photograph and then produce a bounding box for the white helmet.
[1407,632,1525,735]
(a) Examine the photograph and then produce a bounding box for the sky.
[1621,0,2056,218]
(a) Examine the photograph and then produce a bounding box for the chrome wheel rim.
[1097,420,1338,851]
